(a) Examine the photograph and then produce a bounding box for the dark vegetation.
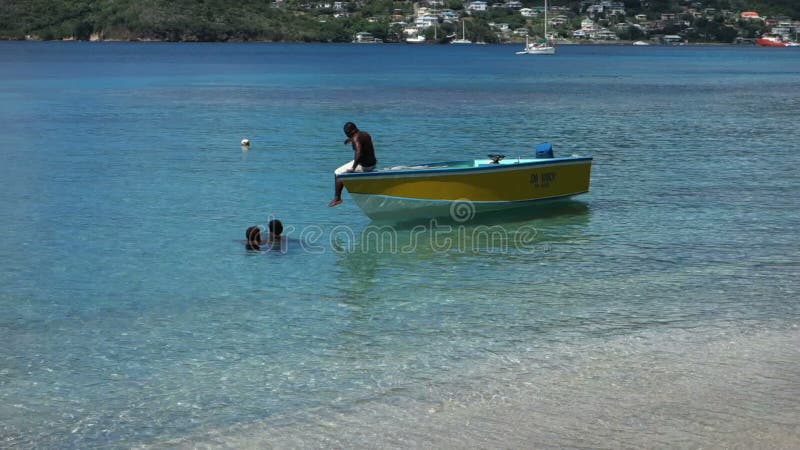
[0,0,797,42]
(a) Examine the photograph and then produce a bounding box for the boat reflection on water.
[330,201,591,307]
[330,200,591,258]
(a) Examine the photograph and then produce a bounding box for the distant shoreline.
[0,37,760,46]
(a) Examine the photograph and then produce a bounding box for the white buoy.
[241,138,250,147]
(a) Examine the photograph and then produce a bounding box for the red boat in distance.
[756,34,799,47]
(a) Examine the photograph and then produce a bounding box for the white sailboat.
[516,0,555,55]
[451,20,472,44]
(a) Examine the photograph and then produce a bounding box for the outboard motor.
[535,142,554,158]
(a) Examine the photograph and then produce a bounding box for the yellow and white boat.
[337,144,592,222]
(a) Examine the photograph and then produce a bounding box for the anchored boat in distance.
[516,0,555,55]
[756,34,799,47]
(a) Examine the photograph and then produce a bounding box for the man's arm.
[351,134,363,171]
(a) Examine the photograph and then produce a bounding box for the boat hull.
[350,192,586,222]
[516,45,556,55]
[339,157,592,222]
[756,36,798,47]
[756,38,786,47]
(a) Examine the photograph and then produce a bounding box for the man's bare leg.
[328,178,344,207]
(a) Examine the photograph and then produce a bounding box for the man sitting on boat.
[329,122,377,207]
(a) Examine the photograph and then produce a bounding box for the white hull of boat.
[516,45,556,55]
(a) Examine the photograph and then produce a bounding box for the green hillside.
[0,0,797,42]
[0,0,344,41]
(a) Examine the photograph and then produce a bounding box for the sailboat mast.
[544,0,547,41]
[433,3,437,40]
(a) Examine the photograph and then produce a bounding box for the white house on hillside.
[467,1,488,12]
[593,29,618,40]
[415,15,439,29]
[490,22,510,32]
[548,15,568,27]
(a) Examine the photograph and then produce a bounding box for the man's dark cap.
[343,122,358,136]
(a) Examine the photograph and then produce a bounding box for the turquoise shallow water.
[1,42,799,448]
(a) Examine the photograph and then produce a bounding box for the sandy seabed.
[147,324,800,449]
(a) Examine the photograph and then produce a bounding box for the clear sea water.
[1,42,799,448]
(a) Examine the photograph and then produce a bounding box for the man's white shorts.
[335,160,376,176]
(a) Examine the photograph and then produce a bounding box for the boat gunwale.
[351,191,589,205]
[337,156,592,179]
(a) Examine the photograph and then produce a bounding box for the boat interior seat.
[535,142,554,158]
